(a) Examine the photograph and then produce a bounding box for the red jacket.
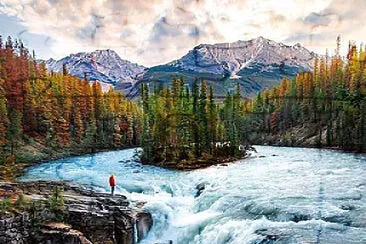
[109,176,115,186]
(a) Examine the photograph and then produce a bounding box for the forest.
[0,35,365,173]
[0,36,141,170]
[247,37,366,152]
[139,37,366,167]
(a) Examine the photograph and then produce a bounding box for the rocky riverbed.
[0,180,152,244]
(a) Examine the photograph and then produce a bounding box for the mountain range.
[44,37,316,98]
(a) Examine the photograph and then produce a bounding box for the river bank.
[0,139,138,181]
[249,122,366,154]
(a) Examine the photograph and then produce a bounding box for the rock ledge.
[0,181,152,244]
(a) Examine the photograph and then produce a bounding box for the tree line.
[0,36,141,163]
[247,36,366,152]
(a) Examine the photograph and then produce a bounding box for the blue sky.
[0,0,365,67]
[0,14,55,58]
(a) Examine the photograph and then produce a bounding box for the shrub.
[14,193,29,210]
[0,198,12,212]
[47,186,66,221]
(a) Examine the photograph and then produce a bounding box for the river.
[19,146,366,244]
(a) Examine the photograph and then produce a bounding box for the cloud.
[304,12,340,27]
[291,0,366,54]
[0,0,365,66]
[149,17,184,43]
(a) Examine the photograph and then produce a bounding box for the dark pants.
[111,186,115,195]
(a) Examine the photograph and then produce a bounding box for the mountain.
[44,49,147,92]
[44,37,316,98]
[130,36,315,98]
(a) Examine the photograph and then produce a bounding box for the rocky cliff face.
[168,36,313,76]
[45,50,147,93]
[0,181,152,244]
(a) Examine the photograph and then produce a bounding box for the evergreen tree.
[0,78,9,152]
[208,86,217,154]
[192,79,200,157]
[6,110,22,156]
[198,81,209,153]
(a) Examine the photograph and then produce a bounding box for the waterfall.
[133,220,139,244]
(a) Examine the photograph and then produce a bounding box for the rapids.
[19,146,366,243]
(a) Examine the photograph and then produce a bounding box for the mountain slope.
[131,37,315,98]
[45,49,147,92]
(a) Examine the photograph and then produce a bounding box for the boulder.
[195,183,206,198]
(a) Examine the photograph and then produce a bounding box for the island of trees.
[139,80,250,169]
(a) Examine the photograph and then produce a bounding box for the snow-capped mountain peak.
[44,49,147,91]
[168,36,314,78]
[166,37,314,78]
[135,37,316,97]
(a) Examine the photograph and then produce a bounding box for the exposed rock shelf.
[0,181,153,244]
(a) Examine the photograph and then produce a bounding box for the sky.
[0,0,365,67]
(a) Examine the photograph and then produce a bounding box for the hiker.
[109,174,116,195]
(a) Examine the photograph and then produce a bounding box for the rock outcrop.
[40,223,92,244]
[195,183,206,198]
[0,181,153,244]
[0,212,31,244]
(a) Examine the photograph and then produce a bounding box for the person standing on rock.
[109,174,116,195]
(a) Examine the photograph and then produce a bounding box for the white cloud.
[0,0,365,66]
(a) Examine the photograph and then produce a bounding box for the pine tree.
[6,110,22,156]
[319,56,326,91]
[313,55,320,89]
[140,84,152,162]
[62,64,68,76]
[0,78,9,151]
[349,44,361,92]
[177,81,191,159]
[192,79,200,157]
[208,86,217,154]
[198,80,209,153]
[22,80,37,136]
